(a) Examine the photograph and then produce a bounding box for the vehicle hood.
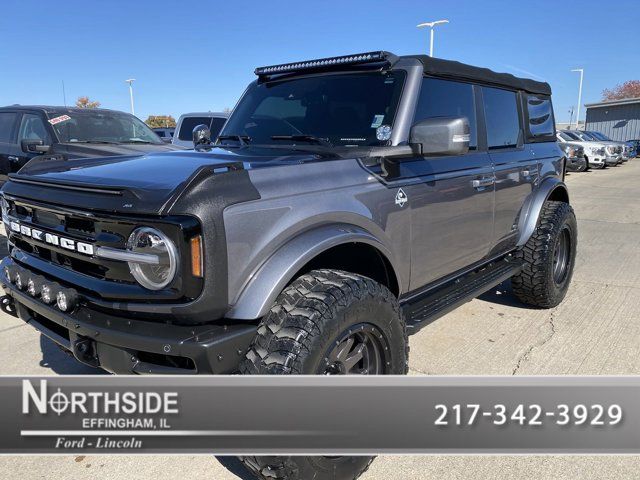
[1,147,335,214]
[60,141,184,158]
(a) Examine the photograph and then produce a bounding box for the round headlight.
[127,227,178,290]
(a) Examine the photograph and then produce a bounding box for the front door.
[404,77,495,290]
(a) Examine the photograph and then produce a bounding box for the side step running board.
[401,256,524,334]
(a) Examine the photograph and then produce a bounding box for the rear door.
[406,77,495,289]
[481,87,537,252]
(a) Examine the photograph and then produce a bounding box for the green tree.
[145,115,177,128]
[75,96,100,108]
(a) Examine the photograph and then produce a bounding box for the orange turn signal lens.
[190,235,203,278]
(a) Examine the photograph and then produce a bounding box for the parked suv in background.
[172,112,228,147]
[573,130,622,165]
[0,106,182,183]
[557,130,607,169]
[627,139,639,158]
[1,52,576,480]
[153,127,175,143]
[585,130,630,162]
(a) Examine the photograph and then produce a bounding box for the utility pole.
[571,69,584,130]
[125,78,136,115]
[416,19,450,57]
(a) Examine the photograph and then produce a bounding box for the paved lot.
[1,161,639,478]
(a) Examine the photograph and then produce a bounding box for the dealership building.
[584,97,640,141]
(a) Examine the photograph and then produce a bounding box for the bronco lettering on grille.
[9,220,94,256]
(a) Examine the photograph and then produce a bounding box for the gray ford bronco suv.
[0,52,576,479]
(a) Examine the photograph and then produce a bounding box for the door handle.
[8,156,19,162]
[472,177,495,188]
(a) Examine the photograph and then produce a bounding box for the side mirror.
[192,124,212,148]
[21,139,50,154]
[409,117,470,156]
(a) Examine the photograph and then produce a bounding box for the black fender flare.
[226,223,401,320]
[516,177,569,247]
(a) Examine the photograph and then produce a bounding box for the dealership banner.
[2,376,639,454]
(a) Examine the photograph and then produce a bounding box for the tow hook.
[0,295,17,317]
[72,336,100,368]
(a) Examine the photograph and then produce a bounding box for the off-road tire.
[512,201,577,308]
[239,269,408,480]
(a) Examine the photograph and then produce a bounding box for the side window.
[525,94,554,138]
[414,77,477,149]
[18,114,51,144]
[0,112,17,143]
[482,87,521,149]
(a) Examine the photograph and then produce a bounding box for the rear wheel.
[512,201,577,308]
[239,269,408,480]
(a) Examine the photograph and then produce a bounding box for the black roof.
[401,55,551,96]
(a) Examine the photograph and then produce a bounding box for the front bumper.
[0,258,257,374]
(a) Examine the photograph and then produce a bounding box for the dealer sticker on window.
[48,114,71,125]
[370,114,385,128]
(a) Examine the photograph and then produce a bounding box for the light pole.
[571,69,583,130]
[125,78,136,115]
[416,19,449,57]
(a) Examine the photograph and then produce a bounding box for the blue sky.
[1,0,637,123]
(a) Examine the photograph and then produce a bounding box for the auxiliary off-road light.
[14,270,27,290]
[41,283,62,305]
[27,276,46,297]
[3,265,18,283]
[56,288,78,312]
[255,51,390,76]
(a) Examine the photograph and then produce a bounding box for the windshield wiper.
[271,135,333,147]
[120,140,154,144]
[69,140,119,145]
[217,134,251,146]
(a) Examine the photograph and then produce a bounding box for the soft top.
[403,55,551,96]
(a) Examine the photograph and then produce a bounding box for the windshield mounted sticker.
[371,115,385,128]
[48,115,71,125]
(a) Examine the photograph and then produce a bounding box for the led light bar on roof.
[255,51,391,76]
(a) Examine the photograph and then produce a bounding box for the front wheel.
[239,269,408,480]
[512,201,577,308]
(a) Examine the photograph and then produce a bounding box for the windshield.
[574,131,596,141]
[562,131,581,141]
[220,71,406,147]
[50,111,162,144]
[589,131,611,141]
[558,132,574,141]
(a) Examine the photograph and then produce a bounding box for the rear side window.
[0,112,17,143]
[178,117,212,140]
[482,87,521,149]
[414,78,477,149]
[525,94,555,139]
